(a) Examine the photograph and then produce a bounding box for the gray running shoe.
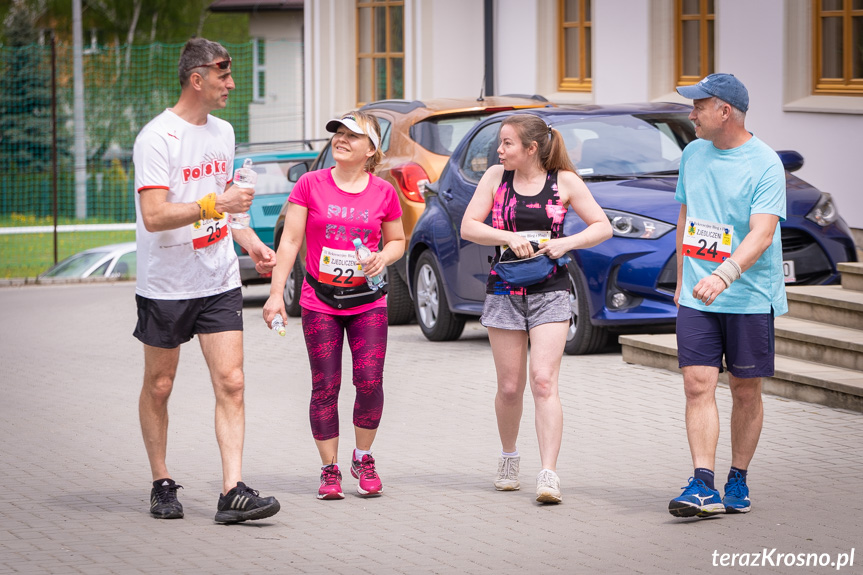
[494,455,520,491]
[535,469,562,504]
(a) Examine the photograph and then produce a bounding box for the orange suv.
[273,95,554,323]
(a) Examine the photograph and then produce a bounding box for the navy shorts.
[676,304,775,378]
[133,288,244,349]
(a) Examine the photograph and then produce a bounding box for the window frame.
[356,0,405,105]
[813,0,863,96]
[558,0,592,92]
[252,38,266,103]
[674,0,715,86]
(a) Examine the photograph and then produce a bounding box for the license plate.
[783,260,796,283]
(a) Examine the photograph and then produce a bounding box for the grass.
[0,230,135,278]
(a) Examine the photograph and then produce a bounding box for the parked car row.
[45,99,858,357]
[271,95,557,322]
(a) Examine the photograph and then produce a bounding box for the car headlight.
[603,209,675,239]
[805,192,838,227]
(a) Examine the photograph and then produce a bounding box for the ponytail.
[501,114,575,174]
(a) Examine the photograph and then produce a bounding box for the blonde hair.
[501,114,575,174]
[349,110,385,173]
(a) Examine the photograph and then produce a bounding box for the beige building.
[300,0,862,233]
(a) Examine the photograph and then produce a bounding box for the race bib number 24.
[682,218,733,263]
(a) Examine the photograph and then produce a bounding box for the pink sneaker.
[351,454,383,497]
[317,464,344,500]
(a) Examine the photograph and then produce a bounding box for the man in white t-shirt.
[132,38,279,524]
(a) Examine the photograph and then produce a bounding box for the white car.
[39,242,137,280]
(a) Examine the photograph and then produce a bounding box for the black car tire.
[386,266,415,325]
[564,261,608,355]
[283,259,304,318]
[413,251,465,341]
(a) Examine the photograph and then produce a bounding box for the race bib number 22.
[682,218,733,263]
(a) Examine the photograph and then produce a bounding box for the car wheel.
[564,261,607,355]
[386,266,415,325]
[413,251,465,341]
[283,259,304,317]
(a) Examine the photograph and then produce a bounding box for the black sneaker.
[214,482,280,524]
[150,478,183,519]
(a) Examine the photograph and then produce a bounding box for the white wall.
[423,0,486,99]
[592,0,651,104]
[248,12,305,143]
[714,0,863,229]
[495,0,539,97]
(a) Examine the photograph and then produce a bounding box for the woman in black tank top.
[461,114,612,504]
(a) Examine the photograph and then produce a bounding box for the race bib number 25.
[682,218,733,263]
[192,219,228,250]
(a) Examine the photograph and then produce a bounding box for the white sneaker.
[494,455,520,491]
[535,469,562,503]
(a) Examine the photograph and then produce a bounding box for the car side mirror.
[288,162,309,182]
[776,150,804,173]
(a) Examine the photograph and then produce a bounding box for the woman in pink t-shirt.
[265,111,405,500]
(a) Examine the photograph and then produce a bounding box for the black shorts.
[133,288,244,349]
[676,304,775,378]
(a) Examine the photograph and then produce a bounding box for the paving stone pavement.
[1,282,861,575]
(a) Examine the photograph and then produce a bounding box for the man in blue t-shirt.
[668,73,788,519]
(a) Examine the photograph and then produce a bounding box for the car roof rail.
[498,93,549,102]
[360,99,427,113]
[235,138,330,152]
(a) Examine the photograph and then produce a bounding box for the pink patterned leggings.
[301,307,388,441]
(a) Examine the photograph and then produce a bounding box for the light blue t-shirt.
[675,135,788,316]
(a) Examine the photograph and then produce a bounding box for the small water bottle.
[352,238,384,291]
[271,313,286,336]
[230,158,256,229]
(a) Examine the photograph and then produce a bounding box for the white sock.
[354,448,371,462]
[502,450,519,458]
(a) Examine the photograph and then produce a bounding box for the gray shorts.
[480,291,571,331]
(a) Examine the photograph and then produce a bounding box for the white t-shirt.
[133,109,241,300]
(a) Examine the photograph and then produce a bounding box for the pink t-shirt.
[290,168,402,315]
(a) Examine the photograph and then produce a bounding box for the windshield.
[245,161,299,196]
[410,114,494,156]
[556,113,696,177]
[41,251,110,277]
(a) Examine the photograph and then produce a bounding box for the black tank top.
[486,169,569,295]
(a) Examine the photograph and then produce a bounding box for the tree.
[0,0,55,173]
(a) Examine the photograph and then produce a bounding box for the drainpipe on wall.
[484,0,494,97]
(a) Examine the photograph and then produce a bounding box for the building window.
[675,0,714,85]
[357,0,404,104]
[814,0,863,95]
[252,38,266,103]
[559,0,592,91]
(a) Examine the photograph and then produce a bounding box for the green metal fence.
[0,40,255,278]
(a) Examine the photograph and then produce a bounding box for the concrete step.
[785,285,863,330]
[775,316,863,372]
[838,262,863,292]
[619,333,863,413]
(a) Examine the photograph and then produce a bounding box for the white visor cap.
[325,115,379,151]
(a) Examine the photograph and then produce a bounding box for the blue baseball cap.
[676,73,749,113]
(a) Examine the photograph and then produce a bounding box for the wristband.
[712,258,742,288]
[196,193,224,221]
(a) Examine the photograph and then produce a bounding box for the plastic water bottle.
[230,158,256,229]
[271,313,286,336]
[352,238,384,291]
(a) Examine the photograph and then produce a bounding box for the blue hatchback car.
[406,104,858,354]
[231,147,318,284]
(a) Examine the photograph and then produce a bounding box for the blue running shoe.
[722,471,751,513]
[668,477,725,518]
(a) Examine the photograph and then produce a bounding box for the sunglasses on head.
[184,58,231,74]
